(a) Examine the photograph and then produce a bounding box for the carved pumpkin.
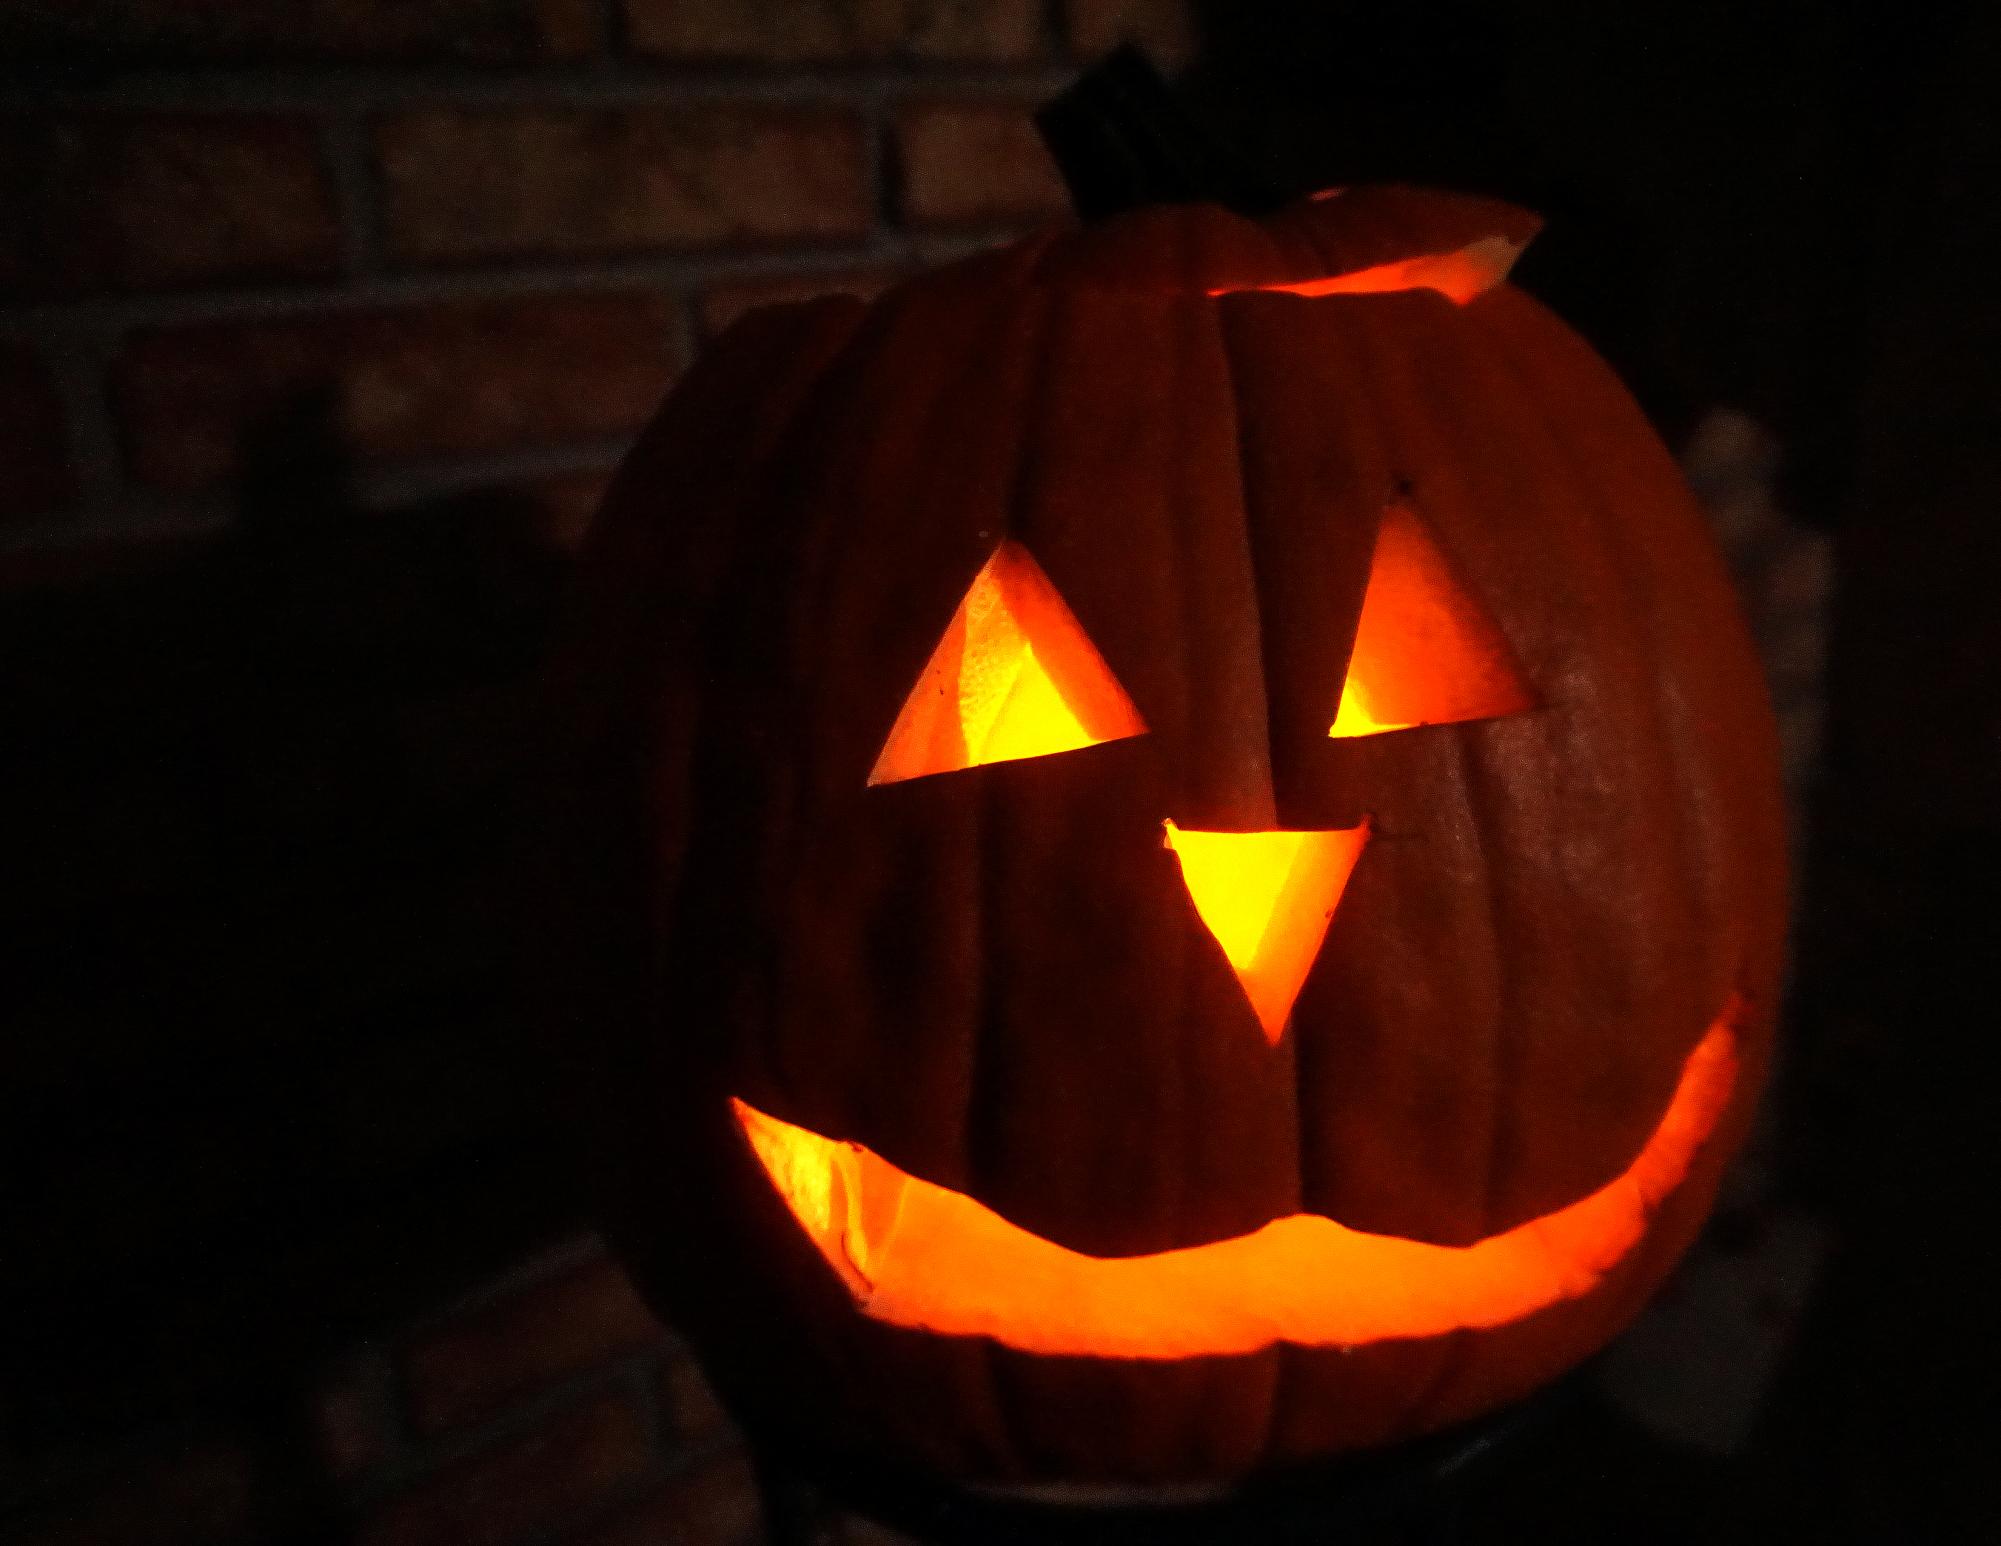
[552,184,1788,1486]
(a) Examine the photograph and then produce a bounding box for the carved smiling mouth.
[732,996,1740,1359]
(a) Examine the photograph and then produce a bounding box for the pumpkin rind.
[550,184,1787,1485]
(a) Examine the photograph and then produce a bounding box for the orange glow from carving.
[1161,821,1370,1042]
[1210,233,1528,306]
[733,1001,1740,1358]
[1330,504,1535,738]
[869,541,1146,786]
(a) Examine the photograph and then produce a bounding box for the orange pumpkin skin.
[548,186,1789,1485]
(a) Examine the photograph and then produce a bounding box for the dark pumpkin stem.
[1034,45,1287,223]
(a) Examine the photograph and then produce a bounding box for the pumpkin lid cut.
[996,183,1544,304]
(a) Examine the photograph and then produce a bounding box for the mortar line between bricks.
[596,0,634,62]
[0,233,1016,331]
[0,501,229,560]
[1043,0,1074,54]
[0,62,1081,112]
[353,439,632,511]
[852,75,899,233]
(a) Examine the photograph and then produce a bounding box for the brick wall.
[1,0,1193,560]
[5,1231,876,1546]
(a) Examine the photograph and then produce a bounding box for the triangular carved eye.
[1330,504,1535,738]
[869,541,1147,786]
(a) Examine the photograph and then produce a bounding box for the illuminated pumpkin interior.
[1210,233,1528,305]
[1161,820,1369,1043]
[1330,504,1535,737]
[733,997,1740,1358]
[868,541,1146,786]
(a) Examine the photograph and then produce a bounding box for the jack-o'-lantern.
[549,181,1788,1487]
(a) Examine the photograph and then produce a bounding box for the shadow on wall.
[0,389,586,1502]
[1179,0,1950,524]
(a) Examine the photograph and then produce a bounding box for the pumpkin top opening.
[1012,183,1542,304]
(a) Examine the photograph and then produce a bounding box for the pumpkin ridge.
[1232,281,1469,1441]
[1281,290,1495,1246]
[1340,295,1512,1436]
[1395,288,1703,1221]
[1352,292,1744,1432]
[1210,295,1385,814]
[1465,293,1725,1032]
[683,304,886,1079]
[929,301,1042,1275]
[1480,291,1776,992]
[1163,297,1226,1254]
[752,290,892,1104]
[973,282,1063,1475]
[966,286,1107,1247]
[1447,723,1520,1247]
[922,284,1067,1223]
[752,288,928,1093]
[1356,293,1530,1253]
[1471,295,1704,895]
[1182,297,1277,826]
[893,280,1090,1478]
[772,277,1051,1266]
[1199,288,1304,1242]
[1175,287,1301,1246]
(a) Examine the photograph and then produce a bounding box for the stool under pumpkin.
[542,172,1787,1518]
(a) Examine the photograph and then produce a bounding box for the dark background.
[3,2,1995,1541]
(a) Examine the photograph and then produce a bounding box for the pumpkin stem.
[1034,46,1286,223]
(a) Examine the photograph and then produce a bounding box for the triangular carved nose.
[1162,821,1371,1044]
